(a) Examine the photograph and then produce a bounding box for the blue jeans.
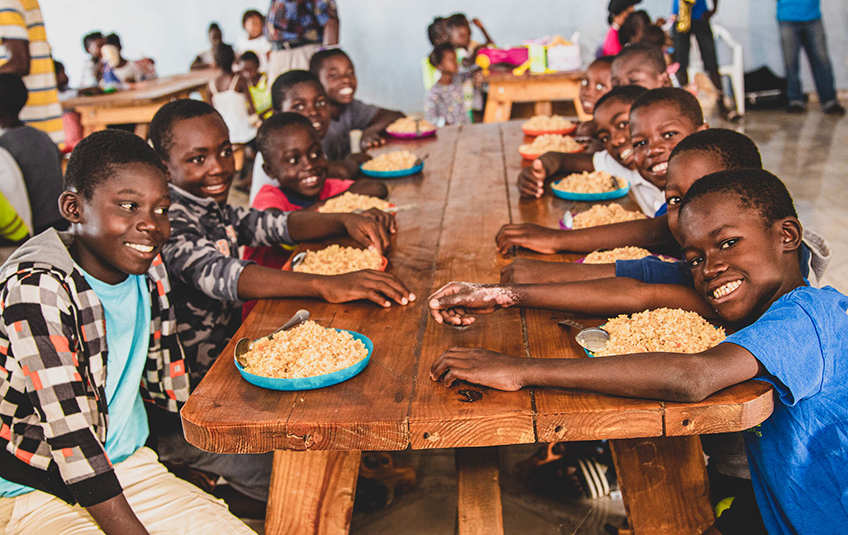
[779,19,838,106]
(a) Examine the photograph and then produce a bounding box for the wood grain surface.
[456,447,504,535]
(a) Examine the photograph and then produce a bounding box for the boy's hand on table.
[339,213,393,254]
[346,152,372,166]
[428,282,517,326]
[358,208,398,234]
[360,131,386,150]
[496,223,564,254]
[430,347,526,391]
[318,271,415,308]
[518,156,555,198]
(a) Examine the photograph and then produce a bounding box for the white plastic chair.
[686,24,746,116]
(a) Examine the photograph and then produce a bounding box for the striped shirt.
[0,0,64,146]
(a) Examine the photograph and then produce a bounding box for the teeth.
[582,101,593,110]
[301,176,319,186]
[651,161,668,174]
[126,243,154,253]
[312,122,322,130]
[620,148,633,160]
[712,280,742,299]
[203,184,228,194]
[338,87,353,96]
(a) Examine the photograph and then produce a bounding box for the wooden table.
[60,69,217,138]
[180,122,773,535]
[483,71,592,124]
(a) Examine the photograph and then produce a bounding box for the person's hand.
[428,282,517,326]
[518,153,559,198]
[339,213,392,254]
[472,18,485,29]
[359,208,398,235]
[500,258,566,284]
[495,223,564,255]
[318,271,415,308]
[360,131,386,150]
[430,347,526,391]
[347,152,372,165]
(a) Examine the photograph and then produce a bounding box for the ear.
[262,159,278,180]
[697,122,709,132]
[59,191,84,224]
[660,73,672,87]
[779,217,803,253]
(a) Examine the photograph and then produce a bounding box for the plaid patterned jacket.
[0,230,189,506]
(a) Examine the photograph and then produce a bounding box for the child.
[423,17,450,90]
[102,33,157,84]
[579,56,614,116]
[235,9,270,74]
[602,0,637,56]
[425,43,474,127]
[310,49,405,160]
[209,44,257,145]
[245,112,388,270]
[444,14,490,119]
[0,74,65,234]
[431,169,848,534]
[0,130,253,533]
[80,31,105,87]
[191,22,223,70]
[240,51,272,119]
[610,43,671,89]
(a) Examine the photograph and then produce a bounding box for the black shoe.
[786,103,806,113]
[823,101,846,116]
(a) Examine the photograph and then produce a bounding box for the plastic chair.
[685,24,746,116]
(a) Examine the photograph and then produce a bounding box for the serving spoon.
[558,319,610,353]
[235,309,311,367]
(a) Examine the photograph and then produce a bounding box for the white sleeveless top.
[210,75,257,144]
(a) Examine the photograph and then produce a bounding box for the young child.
[0,130,252,533]
[309,49,405,160]
[610,43,672,89]
[235,9,270,74]
[240,51,272,119]
[80,31,105,87]
[423,17,450,90]
[425,43,474,127]
[191,22,223,70]
[0,74,66,234]
[102,33,157,84]
[579,56,614,116]
[431,169,848,535]
[444,14,490,120]
[209,44,257,145]
[602,0,636,56]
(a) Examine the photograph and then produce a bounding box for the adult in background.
[266,0,339,86]
[777,0,844,115]
[0,0,64,145]
[603,0,640,56]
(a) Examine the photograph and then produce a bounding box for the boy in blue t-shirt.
[430,168,848,534]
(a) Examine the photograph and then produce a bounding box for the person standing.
[777,0,845,115]
[266,0,339,86]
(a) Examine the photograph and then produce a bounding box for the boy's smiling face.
[594,98,635,169]
[62,163,171,285]
[165,113,235,204]
[665,151,728,243]
[579,62,612,115]
[630,104,706,189]
[262,123,328,199]
[611,55,669,89]
[280,81,331,138]
[318,55,357,106]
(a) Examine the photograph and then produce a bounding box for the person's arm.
[285,210,393,252]
[472,18,495,47]
[237,76,256,115]
[87,496,149,535]
[430,342,762,403]
[500,258,616,284]
[0,38,29,76]
[346,179,388,198]
[361,108,405,149]
[495,214,674,255]
[323,1,339,46]
[327,155,368,179]
[518,152,595,198]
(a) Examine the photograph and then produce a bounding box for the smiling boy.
[610,43,671,89]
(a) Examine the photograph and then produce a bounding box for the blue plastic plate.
[360,161,424,178]
[582,323,607,358]
[551,180,631,202]
[234,329,373,391]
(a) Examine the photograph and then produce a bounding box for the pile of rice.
[594,308,726,357]
[318,192,392,213]
[241,321,368,379]
[520,134,582,155]
[522,115,575,132]
[552,171,627,194]
[583,247,654,264]
[362,150,419,172]
[572,204,647,229]
[293,245,383,275]
[386,117,436,134]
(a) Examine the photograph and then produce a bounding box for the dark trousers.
[673,19,720,86]
[779,19,838,106]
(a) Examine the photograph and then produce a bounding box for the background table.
[483,71,592,123]
[181,122,773,535]
[61,69,216,138]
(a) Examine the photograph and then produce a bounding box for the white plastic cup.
[349,129,363,154]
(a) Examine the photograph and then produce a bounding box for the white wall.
[40,0,848,113]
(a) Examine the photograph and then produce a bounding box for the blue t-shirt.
[0,270,151,497]
[722,285,848,534]
[777,0,821,22]
[672,0,709,21]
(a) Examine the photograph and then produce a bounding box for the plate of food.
[582,308,726,357]
[578,247,680,264]
[559,203,647,230]
[234,320,373,391]
[551,171,630,201]
[386,117,437,139]
[282,245,388,274]
[519,134,583,160]
[360,150,424,178]
[317,192,395,213]
[521,115,577,137]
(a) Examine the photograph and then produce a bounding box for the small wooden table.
[483,71,592,123]
[180,122,773,535]
[60,69,217,138]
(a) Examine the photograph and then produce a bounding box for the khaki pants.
[267,43,322,86]
[0,447,254,534]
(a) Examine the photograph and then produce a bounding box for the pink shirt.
[602,27,622,56]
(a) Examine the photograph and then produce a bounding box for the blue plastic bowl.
[551,180,631,202]
[360,161,424,178]
[234,329,373,391]
[581,323,607,358]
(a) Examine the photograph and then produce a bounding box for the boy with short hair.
[430,169,848,534]
[235,9,270,74]
[0,129,252,534]
[579,56,614,116]
[610,43,671,89]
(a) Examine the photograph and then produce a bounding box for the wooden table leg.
[534,100,553,116]
[265,449,362,535]
[456,447,504,535]
[610,436,714,535]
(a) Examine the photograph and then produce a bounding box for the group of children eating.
[0,22,845,535]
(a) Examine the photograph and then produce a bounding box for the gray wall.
[41,0,848,112]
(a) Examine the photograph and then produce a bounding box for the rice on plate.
[386,117,436,134]
[594,308,726,357]
[361,150,419,172]
[318,192,392,213]
[519,134,583,155]
[572,203,647,229]
[293,245,383,275]
[522,115,575,132]
[552,171,627,194]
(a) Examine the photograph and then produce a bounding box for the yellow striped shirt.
[0,0,64,146]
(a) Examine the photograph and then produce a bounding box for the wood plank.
[664,380,774,437]
[456,447,504,535]
[610,436,714,535]
[61,69,217,109]
[264,449,361,535]
[409,123,535,450]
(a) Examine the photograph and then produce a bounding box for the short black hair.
[446,13,469,29]
[240,50,259,65]
[309,48,350,75]
[670,129,762,170]
[209,23,221,33]
[271,69,324,112]
[680,169,797,228]
[105,33,121,49]
[83,31,103,50]
[613,43,666,76]
[590,55,615,69]
[594,84,648,114]
[0,73,28,118]
[242,9,264,26]
[256,112,316,157]
[641,25,666,48]
[619,10,651,46]
[428,17,447,46]
[630,87,703,128]
[149,99,224,159]
[429,43,455,68]
[64,129,167,199]
[214,43,235,72]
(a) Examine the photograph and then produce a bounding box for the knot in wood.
[457,389,483,403]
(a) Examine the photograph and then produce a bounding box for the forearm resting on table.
[367,108,404,132]
[236,264,326,301]
[285,210,345,241]
[87,493,148,535]
[556,215,673,253]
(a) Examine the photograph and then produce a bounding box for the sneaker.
[823,101,846,116]
[786,102,806,114]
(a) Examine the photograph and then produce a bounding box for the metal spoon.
[290,251,307,270]
[235,309,311,367]
[558,319,610,354]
